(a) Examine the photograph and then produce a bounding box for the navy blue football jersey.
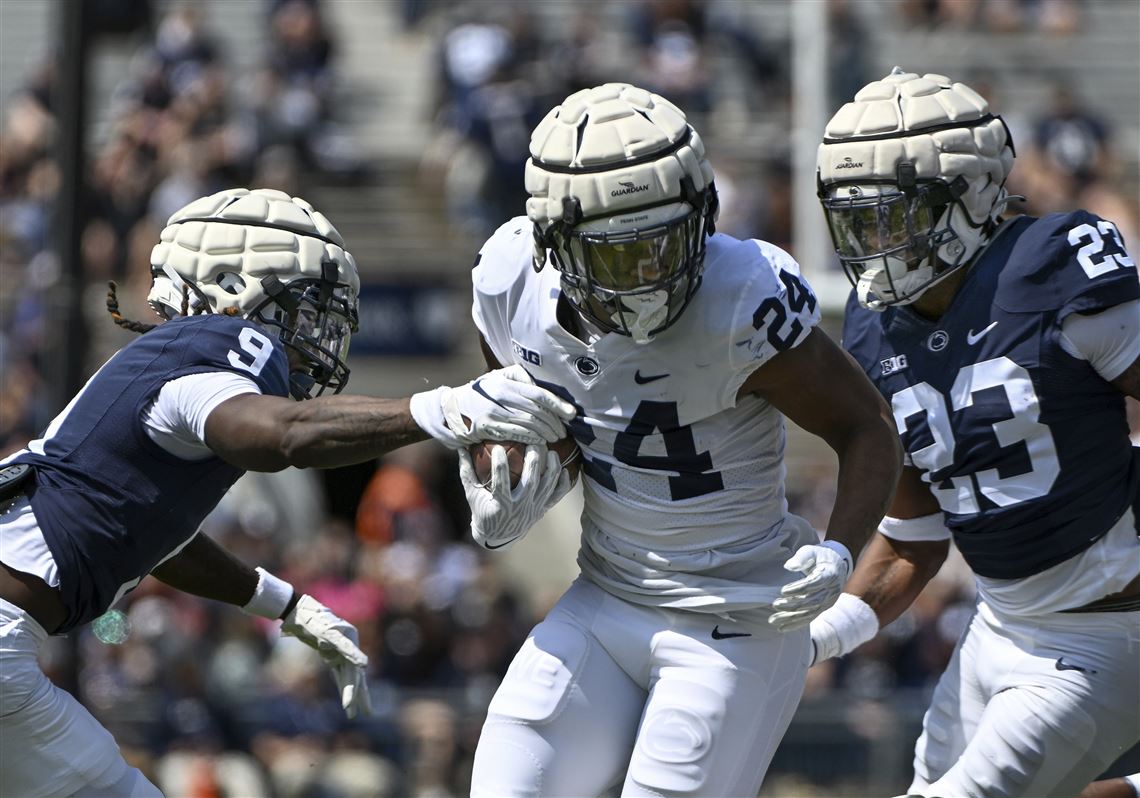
[11,315,290,632]
[844,212,1139,579]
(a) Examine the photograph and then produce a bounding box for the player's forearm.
[150,532,260,607]
[207,394,430,471]
[824,414,903,558]
[845,533,947,627]
[274,395,429,469]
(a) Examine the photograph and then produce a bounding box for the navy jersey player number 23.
[844,210,1139,579]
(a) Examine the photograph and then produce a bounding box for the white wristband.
[820,539,854,574]
[242,567,295,620]
[1123,773,1140,797]
[410,387,451,442]
[810,592,879,662]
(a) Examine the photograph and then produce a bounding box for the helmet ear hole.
[216,272,246,294]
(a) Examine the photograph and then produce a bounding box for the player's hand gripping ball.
[470,438,581,489]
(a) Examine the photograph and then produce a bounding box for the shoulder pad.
[471,216,534,298]
[996,211,1139,317]
[705,237,820,373]
[162,315,291,398]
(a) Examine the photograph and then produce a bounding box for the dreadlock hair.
[106,281,240,334]
[106,281,158,334]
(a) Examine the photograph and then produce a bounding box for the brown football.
[470,437,581,489]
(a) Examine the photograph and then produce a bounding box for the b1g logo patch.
[880,354,908,376]
[512,340,541,366]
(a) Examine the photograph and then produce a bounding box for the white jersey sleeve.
[703,237,822,408]
[472,217,534,367]
[143,371,262,460]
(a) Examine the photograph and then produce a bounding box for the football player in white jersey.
[0,188,575,798]
[810,71,1140,797]
[457,83,903,797]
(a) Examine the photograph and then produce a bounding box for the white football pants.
[470,577,810,797]
[0,598,163,798]
[908,603,1140,798]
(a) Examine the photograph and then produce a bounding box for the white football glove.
[410,365,576,450]
[769,541,853,632]
[281,595,372,719]
[459,444,571,551]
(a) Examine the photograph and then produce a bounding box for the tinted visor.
[825,189,934,264]
[566,217,695,292]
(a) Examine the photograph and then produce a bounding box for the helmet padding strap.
[260,274,299,315]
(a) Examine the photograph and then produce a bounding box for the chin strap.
[617,290,670,343]
[856,266,890,312]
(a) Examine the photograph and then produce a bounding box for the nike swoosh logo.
[634,370,669,385]
[484,538,515,550]
[471,378,508,409]
[1055,657,1097,674]
[966,321,998,345]
[711,625,751,640]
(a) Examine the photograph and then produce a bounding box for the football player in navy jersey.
[459,84,902,797]
[809,71,1140,797]
[0,188,576,798]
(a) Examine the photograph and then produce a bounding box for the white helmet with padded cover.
[526,83,718,343]
[148,187,360,398]
[817,69,1015,310]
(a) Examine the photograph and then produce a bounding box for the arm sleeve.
[878,512,951,543]
[1058,299,1140,382]
[144,371,263,459]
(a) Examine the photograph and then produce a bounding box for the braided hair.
[106,281,239,334]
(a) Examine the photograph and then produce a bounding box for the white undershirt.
[1059,299,1140,382]
[140,372,262,458]
[0,372,261,586]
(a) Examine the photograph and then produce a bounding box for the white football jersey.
[472,218,823,620]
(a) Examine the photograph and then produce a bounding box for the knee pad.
[486,621,589,724]
[627,680,722,796]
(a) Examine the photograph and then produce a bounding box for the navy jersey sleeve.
[171,315,291,398]
[995,211,1139,320]
[840,289,884,377]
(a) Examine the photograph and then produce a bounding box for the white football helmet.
[526,83,718,343]
[148,187,360,398]
[817,69,1015,310]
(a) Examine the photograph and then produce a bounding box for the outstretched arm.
[203,367,576,472]
[205,394,427,472]
[151,533,371,718]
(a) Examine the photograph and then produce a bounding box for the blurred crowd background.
[1,1,1138,795]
